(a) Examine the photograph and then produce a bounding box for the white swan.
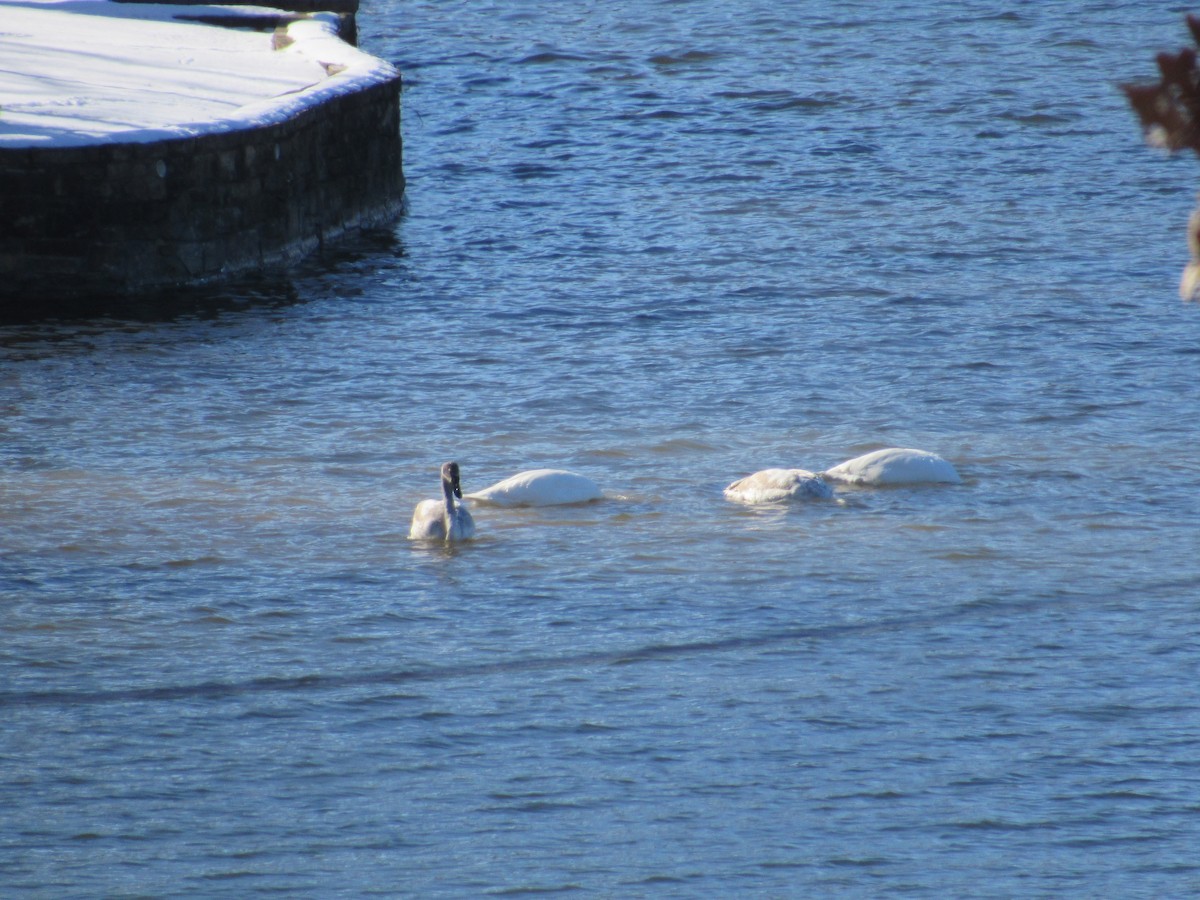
[463,468,602,507]
[408,461,476,541]
[822,448,961,486]
[723,468,834,504]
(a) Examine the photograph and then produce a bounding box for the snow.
[0,0,399,147]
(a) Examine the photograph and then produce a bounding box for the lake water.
[4,0,1200,895]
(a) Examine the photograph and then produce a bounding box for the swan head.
[442,461,464,499]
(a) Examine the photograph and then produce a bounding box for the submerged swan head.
[464,468,603,507]
[409,460,476,542]
[723,468,834,504]
[822,448,961,486]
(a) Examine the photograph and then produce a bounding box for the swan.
[723,468,834,504]
[463,468,602,507]
[408,461,476,541]
[822,448,961,485]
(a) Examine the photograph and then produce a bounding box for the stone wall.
[0,71,403,307]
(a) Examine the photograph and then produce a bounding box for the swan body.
[723,468,834,504]
[822,448,961,486]
[464,469,602,507]
[409,461,476,541]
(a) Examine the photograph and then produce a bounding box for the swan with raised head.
[464,468,603,507]
[723,468,834,504]
[408,461,476,541]
[822,448,961,486]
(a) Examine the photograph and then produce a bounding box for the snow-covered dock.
[0,0,404,308]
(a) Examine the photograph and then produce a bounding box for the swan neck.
[442,475,458,535]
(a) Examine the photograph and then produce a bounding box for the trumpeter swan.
[463,469,602,507]
[408,461,476,541]
[723,468,834,504]
[822,448,961,485]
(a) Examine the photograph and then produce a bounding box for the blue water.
[4,0,1200,895]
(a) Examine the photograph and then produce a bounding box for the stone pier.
[0,0,404,310]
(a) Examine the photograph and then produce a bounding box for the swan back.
[723,468,833,504]
[464,469,602,507]
[408,461,476,541]
[822,448,961,485]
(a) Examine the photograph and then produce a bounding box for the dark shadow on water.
[0,275,304,327]
[5,571,1184,710]
[0,227,406,327]
[0,584,1140,710]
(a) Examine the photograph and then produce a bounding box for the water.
[4,0,1200,894]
